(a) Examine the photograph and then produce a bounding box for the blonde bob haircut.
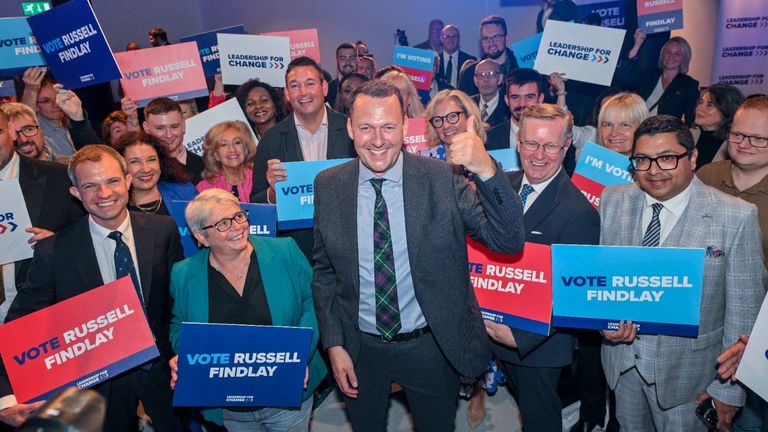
[658,36,692,75]
[597,92,650,147]
[425,89,487,148]
[379,70,425,118]
[201,121,257,182]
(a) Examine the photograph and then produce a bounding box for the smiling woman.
[196,121,257,202]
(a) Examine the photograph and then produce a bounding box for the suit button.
[634,354,640,360]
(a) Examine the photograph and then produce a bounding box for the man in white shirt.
[437,25,476,88]
[472,59,509,128]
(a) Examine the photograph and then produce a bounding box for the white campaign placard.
[218,33,290,87]
[735,294,768,402]
[182,98,258,156]
[534,20,625,86]
[0,180,34,264]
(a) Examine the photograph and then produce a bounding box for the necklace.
[132,197,163,214]
[211,252,250,280]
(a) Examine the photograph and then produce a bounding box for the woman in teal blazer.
[168,188,326,429]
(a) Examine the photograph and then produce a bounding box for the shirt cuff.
[0,394,18,410]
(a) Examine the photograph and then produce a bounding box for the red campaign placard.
[637,0,682,15]
[115,42,208,107]
[0,276,158,402]
[399,65,432,91]
[467,239,552,335]
[262,28,321,64]
[403,117,428,154]
[571,173,605,209]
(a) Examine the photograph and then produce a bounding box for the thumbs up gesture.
[448,115,495,178]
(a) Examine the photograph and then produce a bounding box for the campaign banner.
[710,0,768,96]
[468,239,552,335]
[552,245,704,337]
[393,45,434,91]
[26,0,120,88]
[179,25,246,77]
[261,28,321,64]
[0,276,158,403]
[0,80,17,99]
[218,34,290,87]
[0,180,34,265]
[535,20,625,86]
[574,0,626,28]
[489,148,521,172]
[115,42,208,107]
[0,17,47,77]
[735,294,768,402]
[403,117,428,154]
[637,0,684,34]
[571,141,632,208]
[173,323,312,407]
[182,98,257,156]
[276,159,352,230]
[512,33,543,69]
[167,200,277,258]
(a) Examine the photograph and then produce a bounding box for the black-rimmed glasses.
[201,211,249,232]
[728,131,768,149]
[429,111,465,128]
[629,150,692,171]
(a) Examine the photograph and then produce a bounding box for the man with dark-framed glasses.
[0,103,55,162]
[600,115,765,431]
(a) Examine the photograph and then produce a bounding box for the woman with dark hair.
[333,73,369,115]
[234,79,287,140]
[115,131,197,216]
[692,84,745,168]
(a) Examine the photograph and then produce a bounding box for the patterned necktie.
[446,55,453,85]
[642,203,664,247]
[520,184,535,208]
[481,103,489,121]
[108,231,145,309]
[370,178,401,340]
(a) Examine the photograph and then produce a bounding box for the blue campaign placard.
[26,0,120,88]
[276,159,352,230]
[173,323,312,407]
[168,200,276,258]
[576,0,626,28]
[639,8,684,34]
[179,25,246,77]
[0,17,47,77]
[551,245,705,337]
[0,80,16,98]
[393,45,434,72]
[489,148,520,172]
[512,33,542,69]
[574,141,633,187]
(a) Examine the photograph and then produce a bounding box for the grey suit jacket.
[599,177,766,408]
[311,151,525,377]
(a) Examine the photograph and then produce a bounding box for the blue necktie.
[520,184,535,208]
[108,231,145,309]
[642,203,663,247]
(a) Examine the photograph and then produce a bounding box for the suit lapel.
[326,110,351,159]
[525,171,567,231]
[282,115,303,162]
[626,186,647,246]
[131,213,154,300]
[74,218,105,289]
[338,161,360,294]
[402,152,428,264]
[18,157,46,225]
[662,178,712,248]
[254,238,285,324]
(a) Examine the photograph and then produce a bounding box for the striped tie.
[642,203,663,247]
[370,179,401,340]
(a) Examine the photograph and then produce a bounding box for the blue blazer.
[169,236,327,423]
[157,181,197,203]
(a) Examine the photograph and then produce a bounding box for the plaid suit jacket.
[599,177,766,408]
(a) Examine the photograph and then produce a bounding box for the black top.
[183,151,205,184]
[695,129,724,170]
[128,199,170,216]
[208,250,272,326]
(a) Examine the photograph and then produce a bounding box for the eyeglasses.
[429,111,465,128]
[441,34,459,40]
[474,71,500,80]
[36,97,55,105]
[629,150,692,171]
[201,211,249,232]
[520,141,567,154]
[16,125,40,138]
[480,34,506,44]
[728,131,768,148]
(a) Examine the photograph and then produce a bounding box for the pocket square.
[705,245,725,258]
[530,231,543,235]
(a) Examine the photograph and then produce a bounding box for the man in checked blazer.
[599,115,766,431]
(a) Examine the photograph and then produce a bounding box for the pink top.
[196,168,254,203]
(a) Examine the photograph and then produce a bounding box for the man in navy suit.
[485,104,599,431]
[437,25,476,89]
[472,59,510,128]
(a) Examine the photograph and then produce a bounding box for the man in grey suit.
[485,104,599,431]
[312,80,524,431]
[600,115,766,431]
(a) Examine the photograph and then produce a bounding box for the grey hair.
[184,188,240,236]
